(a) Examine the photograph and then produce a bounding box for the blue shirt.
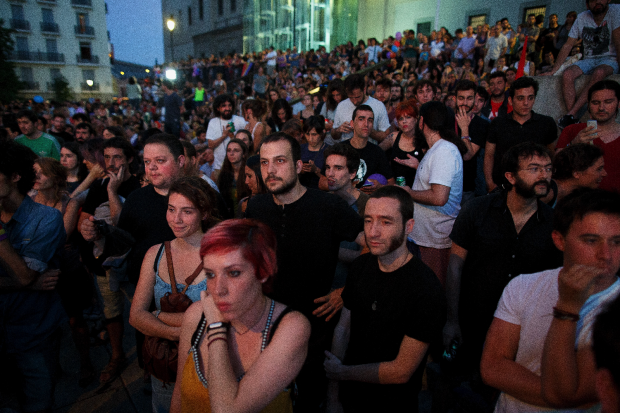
[0,196,67,353]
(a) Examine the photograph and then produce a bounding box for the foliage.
[51,77,73,102]
[0,19,23,103]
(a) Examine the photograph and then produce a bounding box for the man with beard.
[484,77,557,192]
[544,0,620,129]
[325,186,446,413]
[48,112,74,144]
[374,79,394,124]
[205,94,247,174]
[74,122,95,143]
[443,142,561,410]
[413,80,436,107]
[481,71,512,120]
[455,80,490,204]
[555,80,620,192]
[245,132,363,413]
[160,80,184,137]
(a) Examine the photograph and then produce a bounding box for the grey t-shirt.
[253,74,268,94]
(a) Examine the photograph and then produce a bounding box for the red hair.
[395,100,418,119]
[200,219,277,293]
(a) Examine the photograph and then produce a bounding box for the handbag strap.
[180,263,204,294]
[164,241,178,294]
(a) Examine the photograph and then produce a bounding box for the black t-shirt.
[245,189,363,319]
[340,253,446,412]
[117,185,175,284]
[163,92,183,123]
[458,115,489,193]
[48,130,74,144]
[449,191,561,355]
[487,111,557,187]
[82,175,141,216]
[344,140,393,188]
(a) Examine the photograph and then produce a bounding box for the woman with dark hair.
[380,101,425,188]
[61,142,88,194]
[242,99,269,150]
[130,176,217,412]
[320,79,347,145]
[550,143,606,206]
[297,94,315,123]
[267,99,293,132]
[217,139,250,217]
[554,11,578,54]
[235,130,254,155]
[30,157,96,387]
[170,219,310,413]
[70,138,106,199]
[237,155,266,217]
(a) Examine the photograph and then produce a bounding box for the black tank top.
[390,132,424,187]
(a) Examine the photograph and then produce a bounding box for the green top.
[15,132,61,160]
[404,38,420,58]
[194,88,205,102]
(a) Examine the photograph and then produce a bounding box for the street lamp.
[166,17,175,62]
[86,79,94,87]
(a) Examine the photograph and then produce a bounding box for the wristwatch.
[207,321,230,332]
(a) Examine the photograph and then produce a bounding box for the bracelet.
[461,135,471,141]
[207,331,227,340]
[207,337,228,348]
[553,307,580,322]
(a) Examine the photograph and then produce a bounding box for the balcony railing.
[81,82,100,91]
[37,0,56,4]
[9,51,65,63]
[74,25,95,36]
[76,54,99,64]
[40,22,60,33]
[71,0,92,7]
[10,19,30,31]
[21,81,40,90]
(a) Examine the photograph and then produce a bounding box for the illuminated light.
[145,69,150,73]
[165,69,177,80]
[309,87,320,94]
[86,79,94,87]
[120,71,125,75]
[167,19,175,31]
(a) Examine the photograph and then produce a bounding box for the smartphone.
[587,120,597,145]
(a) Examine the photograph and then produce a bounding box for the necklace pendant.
[372,300,377,311]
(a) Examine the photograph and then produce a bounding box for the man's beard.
[458,103,474,114]
[592,3,608,16]
[391,95,401,103]
[491,89,504,99]
[514,176,550,198]
[267,173,297,195]
[364,229,406,256]
[220,110,233,120]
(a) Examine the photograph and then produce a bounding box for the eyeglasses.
[520,166,553,174]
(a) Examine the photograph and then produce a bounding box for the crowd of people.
[3,1,620,413]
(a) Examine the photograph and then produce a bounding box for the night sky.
[106,0,164,66]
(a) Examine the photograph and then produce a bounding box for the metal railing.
[9,51,65,62]
[10,19,30,31]
[40,22,59,33]
[71,0,92,7]
[76,54,99,64]
[75,25,95,36]
[21,81,40,90]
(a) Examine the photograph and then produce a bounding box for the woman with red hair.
[380,101,427,187]
[171,219,310,413]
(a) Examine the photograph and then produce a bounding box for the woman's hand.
[88,163,106,181]
[201,290,224,323]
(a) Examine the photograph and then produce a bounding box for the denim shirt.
[0,196,67,353]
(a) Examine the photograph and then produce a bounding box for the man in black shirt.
[245,132,363,413]
[455,80,490,204]
[343,104,394,192]
[444,142,561,380]
[484,76,558,191]
[79,137,140,384]
[161,80,183,137]
[326,186,446,413]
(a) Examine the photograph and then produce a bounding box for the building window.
[218,0,223,15]
[50,68,62,80]
[42,8,55,23]
[523,6,546,24]
[199,0,204,20]
[79,42,92,60]
[469,14,487,28]
[188,7,192,25]
[46,38,58,54]
[20,67,34,82]
[231,0,236,12]
[82,69,95,81]
[16,37,29,52]
[11,5,25,20]
[417,22,431,37]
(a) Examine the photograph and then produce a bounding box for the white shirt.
[266,51,277,66]
[332,96,390,144]
[570,4,620,59]
[206,115,247,170]
[409,139,463,249]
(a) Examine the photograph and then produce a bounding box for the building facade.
[357,0,583,42]
[1,0,114,101]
